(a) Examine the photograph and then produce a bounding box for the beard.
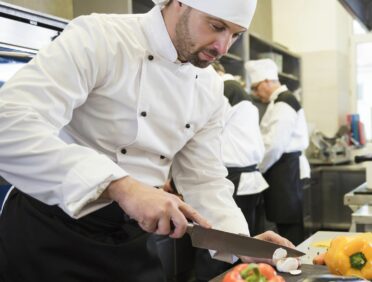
[174,8,219,68]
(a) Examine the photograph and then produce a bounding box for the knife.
[186,223,305,259]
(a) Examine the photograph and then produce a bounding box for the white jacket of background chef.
[221,99,268,195]
[259,85,310,178]
[0,6,249,249]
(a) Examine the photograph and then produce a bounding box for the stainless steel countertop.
[311,163,365,172]
[344,182,372,207]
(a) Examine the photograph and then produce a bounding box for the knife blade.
[186,223,305,259]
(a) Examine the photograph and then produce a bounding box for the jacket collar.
[141,6,178,63]
[270,85,288,102]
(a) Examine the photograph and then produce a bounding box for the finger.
[163,187,173,194]
[255,231,295,248]
[162,184,172,194]
[155,216,171,236]
[277,235,295,248]
[162,180,176,194]
[139,220,158,233]
[168,222,187,238]
[167,210,188,239]
[179,203,211,229]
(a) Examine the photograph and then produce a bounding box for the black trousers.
[0,189,166,282]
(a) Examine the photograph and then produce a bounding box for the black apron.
[263,152,303,224]
[0,188,166,282]
[227,164,262,236]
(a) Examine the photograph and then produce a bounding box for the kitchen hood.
[339,0,372,31]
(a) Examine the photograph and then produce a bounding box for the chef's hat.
[152,0,257,28]
[245,59,279,85]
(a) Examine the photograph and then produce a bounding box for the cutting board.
[209,264,329,282]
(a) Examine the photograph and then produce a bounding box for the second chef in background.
[246,58,311,245]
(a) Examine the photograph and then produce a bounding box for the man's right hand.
[104,176,211,238]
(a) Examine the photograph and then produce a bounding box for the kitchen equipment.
[344,183,372,232]
[346,154,372,232]
[186,223,305,259]
[338,0,372,31]
[306,129,352,165]
[355,154,372,190]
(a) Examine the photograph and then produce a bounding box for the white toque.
[152,0,257,29]
[179,0,256,28]
[245,59,279,85]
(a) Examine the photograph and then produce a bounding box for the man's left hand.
[239,231,295,265]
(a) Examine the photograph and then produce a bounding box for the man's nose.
[213,33,233,56]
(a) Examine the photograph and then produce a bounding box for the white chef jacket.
[259,85,310,178]
[0,5,249,254]
[221,98,268,195]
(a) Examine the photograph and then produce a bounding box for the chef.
[245,59,311,245]
[0,1,292,281]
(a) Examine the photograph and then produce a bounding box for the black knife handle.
[354,154,372,163]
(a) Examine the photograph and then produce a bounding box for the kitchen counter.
[311,163,365,172]
[344,182,371,209]
[210,231,355,282]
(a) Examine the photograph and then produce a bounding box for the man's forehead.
[204,14,247,33]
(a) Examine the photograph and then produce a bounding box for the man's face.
[251,80,272,103]
[174,7,246,68]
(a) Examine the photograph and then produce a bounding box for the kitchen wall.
[73,0,131,17]
[1,0,73,19]
[249,0,273,42]
[271,0,353,136]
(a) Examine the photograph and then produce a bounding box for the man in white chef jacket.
[0,1,293,281]
[246,59,311,246]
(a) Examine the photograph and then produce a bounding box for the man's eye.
[211,24,225,32]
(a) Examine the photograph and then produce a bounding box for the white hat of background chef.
[152,0,257,28]
[245,59,279,85]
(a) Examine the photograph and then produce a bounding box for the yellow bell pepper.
[324,233,372,279]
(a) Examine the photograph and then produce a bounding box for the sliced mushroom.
[289,269,302,276]
[276,257,300,273]
[272,248,288,265]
